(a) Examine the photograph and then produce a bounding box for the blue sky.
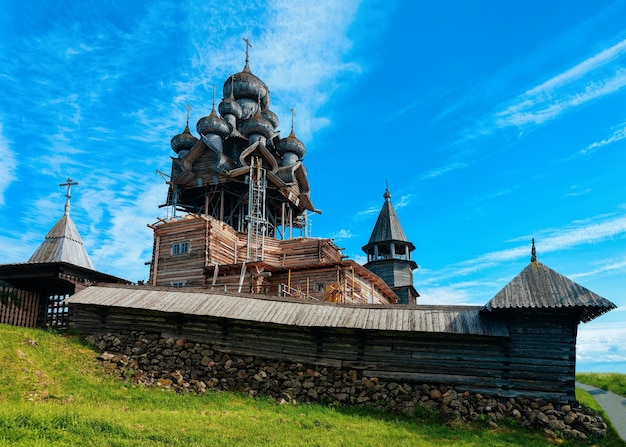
[1,0,625,373]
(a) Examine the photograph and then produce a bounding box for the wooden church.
[147,43,412,305]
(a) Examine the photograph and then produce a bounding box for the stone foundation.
[87,330,607,440]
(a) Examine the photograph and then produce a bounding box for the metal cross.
[243,37,252,64]
[290,108,296,132]
[59,177,78,216]
[185,104,192,124]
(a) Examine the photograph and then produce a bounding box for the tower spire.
[531,238,537,262]
[290,108,296,133]
[59,177,78,217]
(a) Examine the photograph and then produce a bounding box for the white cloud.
[577,321,626,365]
[420,161,467,180]
[356,205,380,218]
[0,122,17,207]
[183,0,367,144]
[424,212,626,286]
[566,186,591,197]
[569,256,626,280]
[579,121,626,156]
[330,229,353,241]
[494,38,626,128]
[417,284,478,306]
[394,194,413,209]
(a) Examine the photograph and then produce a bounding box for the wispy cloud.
[425,211,626,285]
[579,121,626,156]
[577,321,626,365]
[356,205,380,218]
[330,229,353,241]
[420,161,467,180]
[569,255,626,280]
[494,38,626,128]
[186,0,367,144]
[565,186,591,197]
[394,194,413,209]
[0,122,17,207]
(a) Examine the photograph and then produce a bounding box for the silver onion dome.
[223,63,270,111]
[196,108,230,139]
[170,122,198,154]
[218,94,243,120]
[277,129,306,161]
[240,108,274,140]
[261,108,279,129]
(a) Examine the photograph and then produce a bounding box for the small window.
[172,241,189,256]
[171,282,186,288]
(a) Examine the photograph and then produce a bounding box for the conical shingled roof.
[365,189,414,249]
[483,260,616,323]
[28,214,95,270]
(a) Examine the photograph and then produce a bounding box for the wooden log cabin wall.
[148,215,396,304]
[67,276,614,403]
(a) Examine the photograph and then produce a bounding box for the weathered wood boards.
[149,215,396,303]
[0,285,40,327]
[69,285,582,402]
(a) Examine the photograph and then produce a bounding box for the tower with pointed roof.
[362,188,418,304]
[28,178,94,270]
[0,178,129,328]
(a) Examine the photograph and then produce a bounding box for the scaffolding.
[246,157,267,261]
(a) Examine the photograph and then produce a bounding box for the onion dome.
[277,129,306,160]
[239,108,274,140]
[170,121,198,154]
[196,107,229,139]
[262,108,279,129]
[223,63,270,110]
[219,77,243,119]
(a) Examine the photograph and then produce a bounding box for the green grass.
[0,324,623,446]
[577,372,626,398]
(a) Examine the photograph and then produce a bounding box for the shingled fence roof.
[483,260,616,323]
[67,284,508,337]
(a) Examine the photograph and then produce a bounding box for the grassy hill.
[0,324,623,446]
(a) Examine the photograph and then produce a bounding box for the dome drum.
[277,132,306,165]
[202,133,225,154]
[281,151,300,166]
[219,96,243,120]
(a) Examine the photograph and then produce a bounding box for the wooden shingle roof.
[68,285,509,337]
[483,260,616,323]
[364,189,414,249]
[28,214,94,270]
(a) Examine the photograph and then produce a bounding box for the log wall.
[69,302,578,402]
[499,311,578,401]
[150,216,392,303]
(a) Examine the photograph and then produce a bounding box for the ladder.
[246,157,267,262]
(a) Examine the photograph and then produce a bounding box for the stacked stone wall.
[87,330,607,441]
